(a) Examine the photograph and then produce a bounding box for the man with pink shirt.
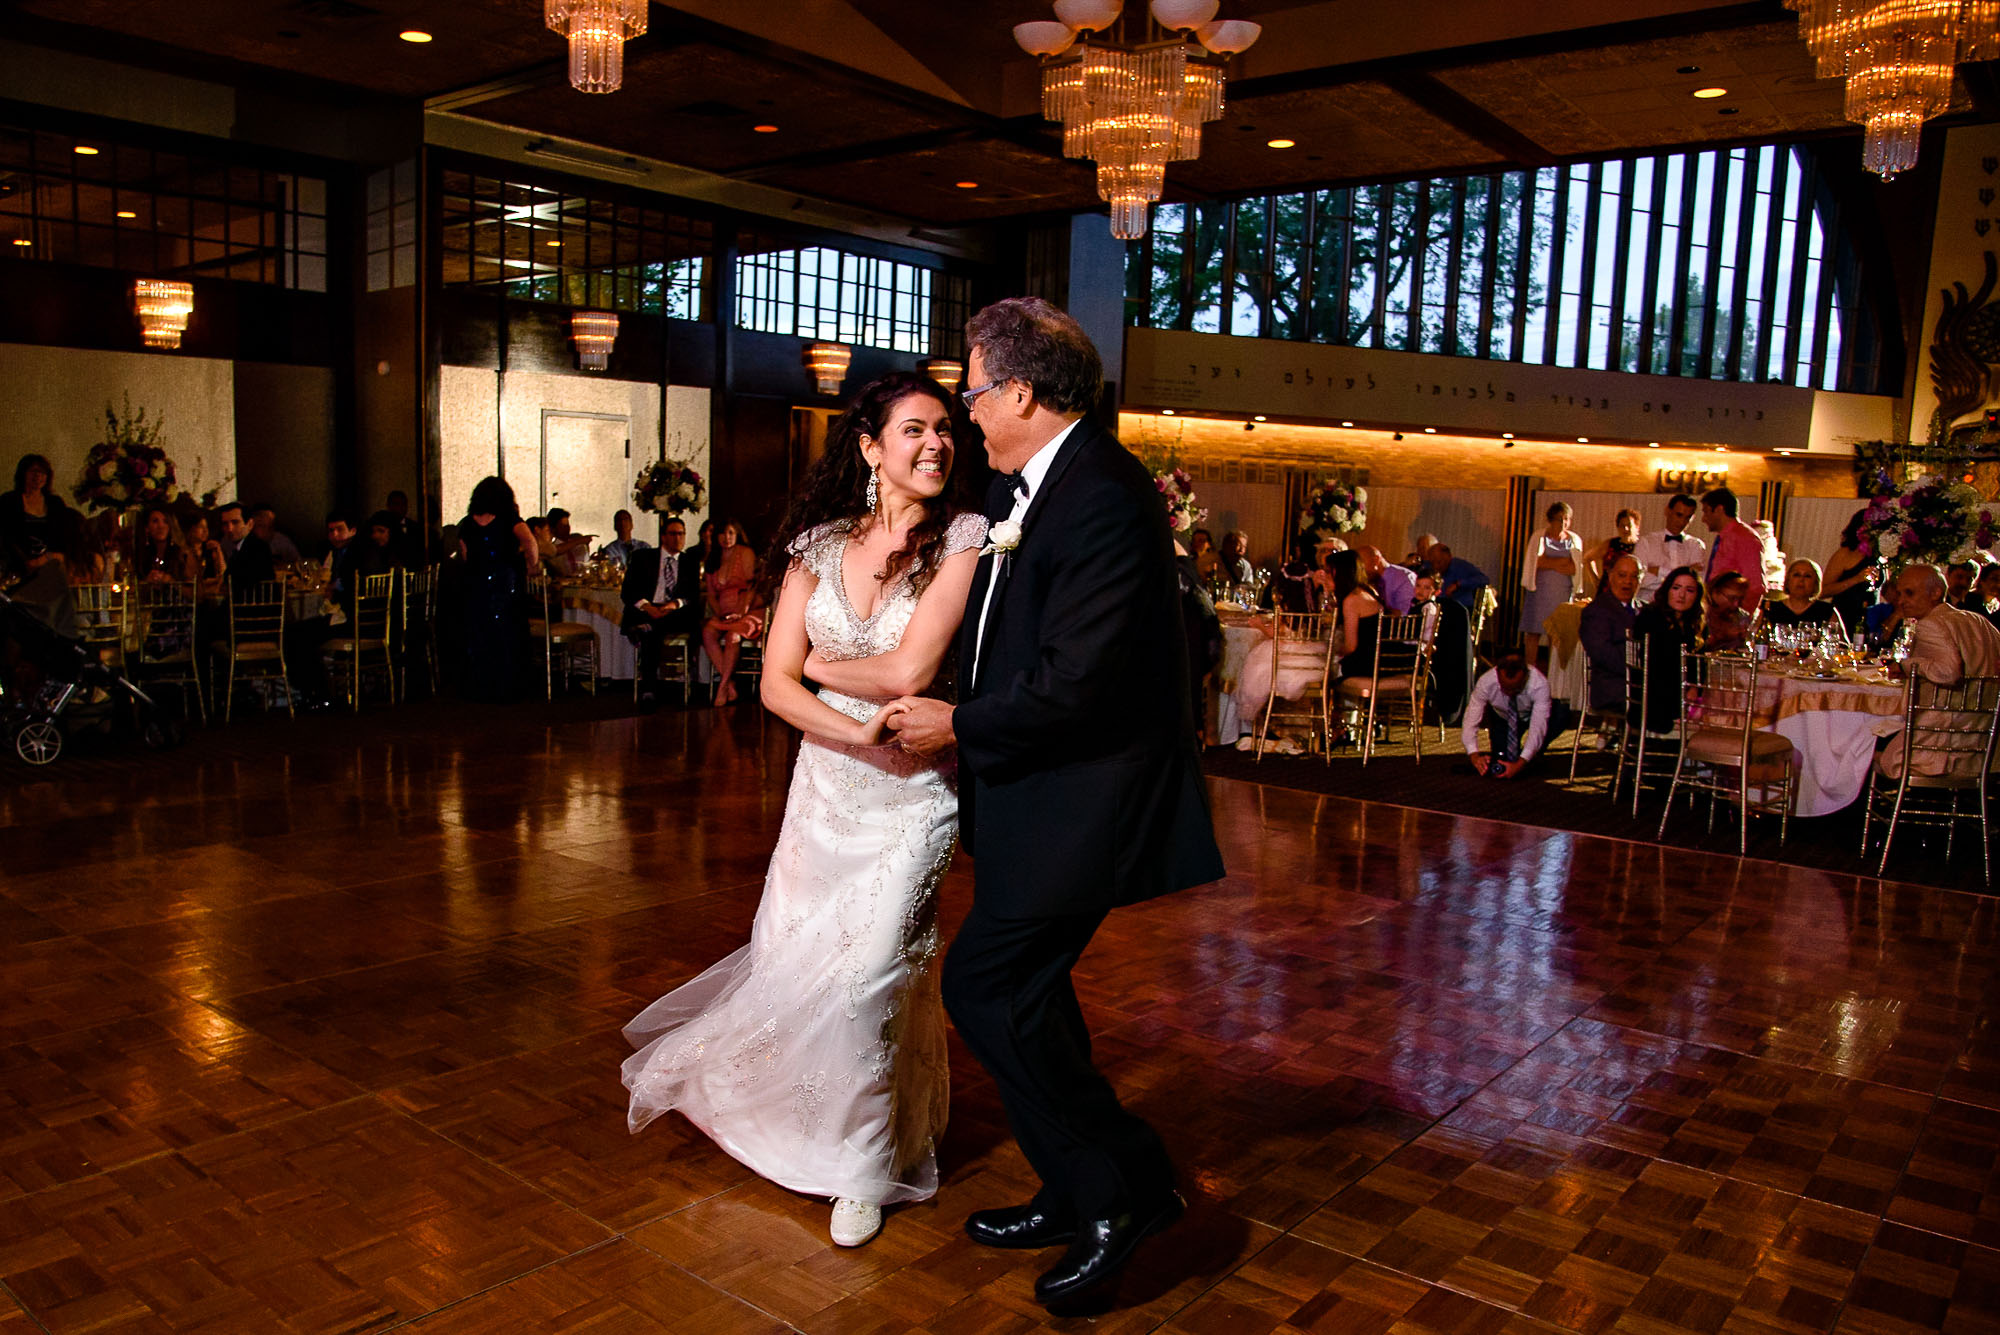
[1700,487,1766,608]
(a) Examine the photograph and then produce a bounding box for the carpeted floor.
[1200,724,1989,893]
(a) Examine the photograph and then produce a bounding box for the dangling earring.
[865,465,879,513]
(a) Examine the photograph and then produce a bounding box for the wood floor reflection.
[2,700,1996,1333]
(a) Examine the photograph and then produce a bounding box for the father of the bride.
[889,297,1224,1308]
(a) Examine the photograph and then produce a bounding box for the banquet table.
[557,584,635,680]
[1212,610,1272,745]
[1542,600,1588,711]
[1763,669,1906,818]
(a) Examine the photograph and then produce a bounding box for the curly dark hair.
[764,371,974,596]
[965,297,1102,414]
[467,476,520,523]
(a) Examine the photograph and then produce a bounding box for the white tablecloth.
[558,587,634,680]
[1212,619,1271,745]
[1767,674,1905,818]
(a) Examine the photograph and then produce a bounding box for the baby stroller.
[0,583,185,765]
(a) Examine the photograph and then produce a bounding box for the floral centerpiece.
[634,458,705,517]
[1153,467,1206,533]
[1855,472,1996,566]
[72,398,180,514]
[1299,478,1367,538]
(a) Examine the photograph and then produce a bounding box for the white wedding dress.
[622,512,987,1206]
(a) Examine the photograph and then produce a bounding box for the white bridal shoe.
[830,1198,882,1247]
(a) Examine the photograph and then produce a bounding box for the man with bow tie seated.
[621,514,702,706]
[1634,493,1707,604]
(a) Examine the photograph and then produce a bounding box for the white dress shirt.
[652,548,682,605]
[971,417,1084,684]
[1634,527,1707,603]
[1461,665,1554,761]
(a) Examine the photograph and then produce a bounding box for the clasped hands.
[856,696,955,756]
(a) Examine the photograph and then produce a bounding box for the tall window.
[1124,143,1880,393]
[734,237,968,357]
[0,122,327,291]
[438,169,709,318]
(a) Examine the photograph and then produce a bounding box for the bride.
[621,370,987,1247]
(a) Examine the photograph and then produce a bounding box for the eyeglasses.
[960,380,1001,408]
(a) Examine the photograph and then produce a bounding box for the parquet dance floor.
[1,701,1996,1333]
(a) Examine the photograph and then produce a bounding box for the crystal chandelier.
[804,342,852,395]
[1016,1,1261,240]
[1785,0,2000,178]
[545,0,647,94]
[133,279,193,350]
[570,311,619,371]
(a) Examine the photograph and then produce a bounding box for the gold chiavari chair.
[324,571,396,710]
[134,579,204,724]
[1613,634,1685,817]
[1336,611,1433,765]
[1569,651,1623,781]
[1254,611,1336,760]
[1861,673,2000,887]
[635,633,695,702]
[526,573,599,699]
[1657,651,1796,854]
[210,579,292,723]
[71,582,131,677]
[397,564,443,700]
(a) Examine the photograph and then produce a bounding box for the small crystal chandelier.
[804,341,852,395]
[1785,0,2000,179]
[570,310,618,371]
[1016,1,1260,240]
[545,0,647,94]
[133,279,193,350]
[918,357,964,392]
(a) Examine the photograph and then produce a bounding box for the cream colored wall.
[437,366,711,532]
[0,343,236,505]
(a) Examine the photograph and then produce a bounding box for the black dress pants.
[942,901,1175,1221]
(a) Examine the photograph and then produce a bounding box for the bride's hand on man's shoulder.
[855,700,911,747]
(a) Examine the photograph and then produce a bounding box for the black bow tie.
[1664,533,1684,542]
[1003,472,1027,496]
[986,472,1027,522]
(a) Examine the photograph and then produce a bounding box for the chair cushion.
[219,641,282,660]
[324,638,389,654]
[1337,675,1414,698]
[548,623,595,639]
[1686,727,1792,763]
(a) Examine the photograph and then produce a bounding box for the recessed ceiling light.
[73,145,99,156]
[955,180,979,189]
[1254,414,1267,421]
[1776,448,1793,455]
[1266,138,1295,149]
[1423,427,1437,434]
[1502,432,1515,439]
[1693,87,1727,99]
[752,124,779,133]
[546,239,562,247]
[116,210,136,219]
[1714,446,1727,452]
[1576,437,1589,444]
[1647,441,1659,447]
[399,30,433,42]
[1162,408,1175,414]
[1340,420,1355,427]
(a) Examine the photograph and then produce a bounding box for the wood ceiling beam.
[1380,71,1557,169]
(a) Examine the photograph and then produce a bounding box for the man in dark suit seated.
[620,514,701,705]
[1580,552,1639,713]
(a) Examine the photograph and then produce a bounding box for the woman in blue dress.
[1519,501,1578,666]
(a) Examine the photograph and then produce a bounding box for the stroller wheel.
[16,719,62,765]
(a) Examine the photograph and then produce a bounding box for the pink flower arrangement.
[1153,468,1206,533]
[634,459,705,517]
[72,398,180,514]
[1855,474,1994,565]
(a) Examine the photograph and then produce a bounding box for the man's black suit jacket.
[620,546,703,637]
[953,420,1224,919]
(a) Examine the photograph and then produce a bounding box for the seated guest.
[1359,544,1415,613]
[360,510,403,576]
[1218,530,1253,585]
[1463,649,1571,778]
[1977,562,2000,629]
[1580,552,1639,711]
[1703,571,1755,653]
[544,508,593,576]
[621,514,701,706]
[1412,570,1474,726]
[250,505,304,568]
[1189,528,1219,584]
[383,490,426,567]
[1406,532,1438,571]
[598,509,649,566]
[132,506,193,584]
[1881,562,2000,781]
[184,513,227,599]
[1947,559,1979,610]
[321,511,363,611]
[1327,549,1383,677]
[218,502,275,591]
[1632,566,1703,732]
[526,516,556,574]
[1260,534,1321,613]
[702,518,763,707]
[1,453,77,588]
[1426,543,1490,610]
[1765,558,1846,637]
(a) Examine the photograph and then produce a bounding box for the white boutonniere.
[981,519,1023,558]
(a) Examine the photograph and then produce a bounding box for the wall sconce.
[570,310,619,371]
[918,357,964,393]
[133,279,193,350]
[1656,461,1730,493]
[804,341,852,396]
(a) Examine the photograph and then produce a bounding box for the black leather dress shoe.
[1033,1192,1186,1307]
[963,1202,1076,1250]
